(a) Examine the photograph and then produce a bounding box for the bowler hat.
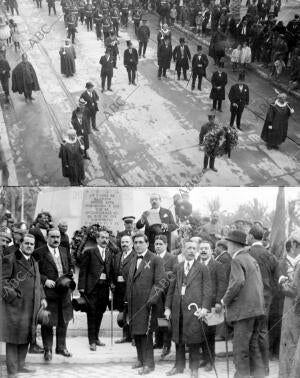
[72,294,90,312]
[179,37,185,43]
[36,307,51,326]
[117,311,127,328]
[56,274,76,294]
[225,230,247,246]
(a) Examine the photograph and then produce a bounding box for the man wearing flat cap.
[124,41,138,85]
[80,82,99,131]
[137,19,150,58]
[228,71,249,131]
[116,216,135,248]
[221,230,265,378]
[172,37,191,81]
[99,49,114,93]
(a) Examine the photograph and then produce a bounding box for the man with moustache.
[154,235,177,358]
[165,240,212,378]
[1,234,47,378]
[126,233,165,375]
[113,235,136,343]
[198,240,227,372]
[116,216,135,248]
[78,227,114,350]
[136,193,177,252]
[33,228,74,361]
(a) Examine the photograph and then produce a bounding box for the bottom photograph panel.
[0,186,299,378]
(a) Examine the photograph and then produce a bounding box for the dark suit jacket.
[99,55,114,76]
[136,207,178,251]
[165,260,212,344]
[210,71,227,100]
[124,48,138,67]
[172,45,191,69]
[29,226,47,249]
[228,83,250,108]
[222,249,265,322]
[192,53,208,76]
[126,250,165,335]
[3,243,19,256]
[206,257,227,307]
[80,89,99,114]
[116,230,134,248]
[215,251,232,284]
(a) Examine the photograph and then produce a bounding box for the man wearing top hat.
[99,49,114,93]
[157,36,172,80]
[172,37,191,81]
[113,234,136,343]
[116,216,136,247]
[221,230,265,378]
[33,228,75,362]
[78,227,114,351]
[80,82,99,131]
[228,71,249,131]
[1,233,47,378]
[210,65,227,112]
[124,41,139,85]
[191,45,208,91]
[137,19,150,58]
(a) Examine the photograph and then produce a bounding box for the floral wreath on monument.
[203,125,239,157]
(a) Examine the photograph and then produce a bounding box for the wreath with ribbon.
[203,126,238,158]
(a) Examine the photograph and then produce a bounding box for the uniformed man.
[47,0,56,15]
[65,10,77,44]
[191,45,208,91]
[228,71,250,131]
[102,13,112,40]
[123,40,138,85]
[116,216,136,247]
[120,0,129,27]
[93,6,103,40]
[85,0,94,31]
[78,0,86,24]
[137,19,150,58]
[110,4,120,36]
[132,7,142,36]
[105,31,119,69]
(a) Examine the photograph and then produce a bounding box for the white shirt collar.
[202,257,211,266]
[20,250,31,261]
[252,241,263,246]
[123,249,133,258]
[98,245,106,253]
[151,207,160,213]
[48,245,59,255]
[184,258,194,268]
[137,250,148,258]
[159,250,167,259]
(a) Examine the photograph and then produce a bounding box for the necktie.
[185,261,191,276]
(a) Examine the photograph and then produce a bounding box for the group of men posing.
[1,192,293,378]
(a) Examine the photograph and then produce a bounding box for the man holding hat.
[137,19,150,58]
[80,82,99,131]
[191,45,208,91]
[199,113,220,172]
[221,230,265,378]
[124,41,138,85]
[99,49,114,92]
[172,37,191,81]
[228,71,250,131]
[33,228,74,362]
[116,216,135,247]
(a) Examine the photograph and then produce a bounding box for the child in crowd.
[240,41,252,69]
[231,44,241,71]
[170,5,177,26]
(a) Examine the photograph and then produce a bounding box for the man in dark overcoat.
[198,240,227,372]
[172,37,191,80]
[126,233,165,375]
[191,45,208,91]
[71,97,91,159]
[33,228,74,362]
[123,40,139,85]
[99,49,114,93]
[12,53,40,102]
[1,233,46,378]
[153,235,177,358]
[228,71,250,130]
[80,82,99,131]
[221,230,266,378]
[78,227,114,350]
[29,212,49,250]
[210,66,227,112]
[136,193,178,252]
[157,36,172,79]
[113,234,136,343]
[165,240,212,378]
[137,19,150,58]
[215,239,231,284]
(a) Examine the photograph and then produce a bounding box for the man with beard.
[59,39,76,77]
[136,193,177,252]
[157,36,172,80]
[33,228,74,362]
[191,45,208,91]
[80,82,99,131]
[124,40,138,85]
[172,37,191,81]
[71,98,91,159]
[12,53,40,102]
[116,216,135,248]
[29,212,49,250]
[113,235,136,343]
[198,240,226,372]
[153,235,177,358]
[78,227,114,350]
[165,240,212,378]
[126,233,165,375]
[1,233,46,378]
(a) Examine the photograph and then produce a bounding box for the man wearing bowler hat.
[172,37,191,81]
[116,216,136,247]
[221,230,265,378]
[191,45,208,91]
[80,82,99,131]
[33,228,75,362]
[99,49,114,93]
[124,40,139,85]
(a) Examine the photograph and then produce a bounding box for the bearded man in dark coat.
[33,228,74,362]
[165,239,212,378]
[157,36,172,79]
[12,53,40,102]
[126,233,165,375]
[59,39,76,77]
[1,233,46,378]
[261,92,294,149]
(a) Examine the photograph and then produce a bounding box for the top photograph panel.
[0,0,299,186]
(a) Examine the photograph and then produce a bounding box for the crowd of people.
[1,192,300,377]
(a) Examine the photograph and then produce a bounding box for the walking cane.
[110,288,114,346]
[186,70,192,88]
[224,312,230,378]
